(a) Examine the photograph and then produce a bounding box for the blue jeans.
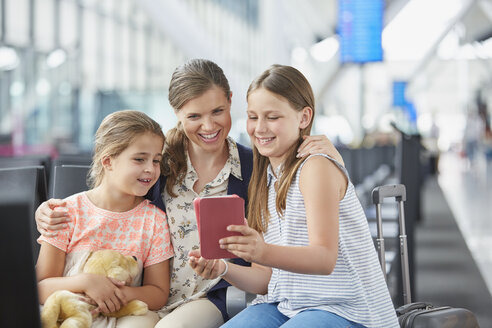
[221,303,366,328]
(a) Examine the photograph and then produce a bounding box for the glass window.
[82,8,97,89]
[60,0,77,50]
[0,72,13,135]
[0,0,4,40]
[28,52,52,145]
[5,0,30,46]
[117,0,132,22]
[103,16,115,90]
[35,0,55,51]
[79,0,97,9]
[135,25,145,91]
[210,0,259,27]
[101,0,115,16]
[119,23,130,90]
[148,29,162,90]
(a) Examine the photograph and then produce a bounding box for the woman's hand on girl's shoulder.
[35,199,70,237]
[297,135,345,166]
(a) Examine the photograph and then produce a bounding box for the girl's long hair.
[247,65,315,233]
[163,59,231,197]
[88,110,164,188]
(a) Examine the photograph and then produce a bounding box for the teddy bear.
[41,249,148,328]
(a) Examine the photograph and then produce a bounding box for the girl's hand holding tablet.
[219,224,266,263]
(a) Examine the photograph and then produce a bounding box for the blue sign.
[404,102,417,123]
[392,81,407,107]
[338,0,384,63]
[392,81,417,123]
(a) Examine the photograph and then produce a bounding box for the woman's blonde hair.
[246,65,315,233]
[88,110,165,188]
[163,58,231,197]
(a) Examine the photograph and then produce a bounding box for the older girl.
[189,65,399,328]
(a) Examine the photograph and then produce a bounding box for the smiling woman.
[163,60,234,198]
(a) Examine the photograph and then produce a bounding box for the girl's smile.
[255,136,276,145]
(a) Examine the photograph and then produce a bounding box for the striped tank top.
[252,154,399,328]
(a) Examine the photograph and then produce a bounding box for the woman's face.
[176,86,232,154]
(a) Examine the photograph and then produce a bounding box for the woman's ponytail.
[162,121,188,197]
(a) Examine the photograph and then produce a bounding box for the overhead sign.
[338,0,384,63]
[392,81,407,107]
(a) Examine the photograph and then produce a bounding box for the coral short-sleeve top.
[38,192,173,268]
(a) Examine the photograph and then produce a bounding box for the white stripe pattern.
[252,154,399,328]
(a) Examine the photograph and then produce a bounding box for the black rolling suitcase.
[371,184,480,328]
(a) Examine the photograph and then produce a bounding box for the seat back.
[0,166,47,264]
[52,153,93,167]
[51,165,91,199]
[0,154,52,182]
[0,200,42,328]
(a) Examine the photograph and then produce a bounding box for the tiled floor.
[438,151,492,297]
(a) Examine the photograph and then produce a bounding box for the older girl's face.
[176,86,232,154]
[247,88,311,169]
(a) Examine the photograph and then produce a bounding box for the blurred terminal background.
[0,0,492,326]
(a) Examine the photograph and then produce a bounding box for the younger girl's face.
[247,88,311,169]
[107,132,164,197]
[176,86,232,155]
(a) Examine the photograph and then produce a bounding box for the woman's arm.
[222,156,347,275]
[188,251,271,295]
[36,242,125,313]
[119,260,170,311]
[222,262,271,295]
[35,199,70,237]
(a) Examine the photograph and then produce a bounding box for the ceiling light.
[310,36,339,62]
[0,47,19,71]
[46,48,67,68]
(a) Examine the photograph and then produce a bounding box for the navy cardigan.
[146,143,253,322]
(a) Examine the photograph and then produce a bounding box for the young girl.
[36,110,174,328]
[189,65,399,328]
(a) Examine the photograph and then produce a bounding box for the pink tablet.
[194,195,245,259]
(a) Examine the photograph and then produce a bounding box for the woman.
[35,59,345,327]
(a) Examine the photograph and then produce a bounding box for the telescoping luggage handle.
[371,184,412,305]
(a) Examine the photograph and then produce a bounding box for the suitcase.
[371,184,480,328]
